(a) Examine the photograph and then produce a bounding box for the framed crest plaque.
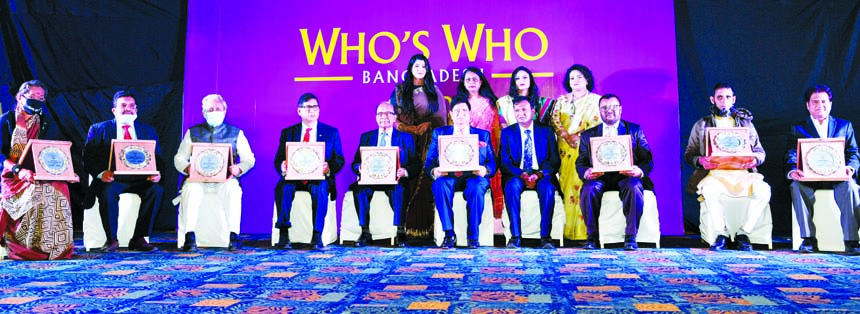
[797,138,850,181]
[188,143,232,183]
[18,139,78,181]
[705,127,756,170]
[437,134,481,173]
[285,142,325,180]
[590,135,633,172]
[358,147,399,185]
[109,139,160,175]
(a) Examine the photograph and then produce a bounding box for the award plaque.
[188,143,232,183]
[797,138,850,181]
[285,142,325,180]
[110,140,160,175]
[18,139,78,181]
[590,135,633,172]
[437,134,481,173]
[358,147,399,185]
[705,127,756,170]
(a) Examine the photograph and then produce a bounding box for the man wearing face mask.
[84,91,164,253]
[174,94,255,251]
[684,82,770,251]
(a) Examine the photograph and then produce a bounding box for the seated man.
[787,85,860,255]
[174,94,255,251]
[350,101,419,247]
[499,96,560,249]
[84,91,164,253]
[425,98,496,249]
[274,93,344,250]
[577,94,653,251]
[685,82,770,251]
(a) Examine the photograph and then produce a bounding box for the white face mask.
[205,111,226,127]
[116,114,137,125]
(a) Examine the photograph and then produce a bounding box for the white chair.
[176,186,233,248]
[83,193,144,251]
[271,191,337,246]
[791,189,860,252]
[340,191,397,245]
[598,191,661,248]
[500,190,566,247]
[433,191,495,247]
[699,196,773,249]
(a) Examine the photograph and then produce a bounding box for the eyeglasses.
[299,105,320,110]
[376,112,395,117]
[599,106,620,111]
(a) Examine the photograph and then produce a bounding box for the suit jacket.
[351,129,420,182]
[424,126,496,178]
[84,119,165,178]
[576,120,654,190]
[274,122,345,199]
[785,115,860,178]
[498,122,560,187]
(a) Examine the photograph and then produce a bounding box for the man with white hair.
[174,94,255,251]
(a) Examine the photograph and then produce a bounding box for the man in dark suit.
[577,94,653,251]
[84,91,164,253]
[786,85,860,255]
[274,93,345,250]
[425,98,496,249]
[350,101,419,247]
[499,96,560,249]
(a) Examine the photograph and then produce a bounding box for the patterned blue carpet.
[1,233,860,313]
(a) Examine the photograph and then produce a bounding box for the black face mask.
[709,104,733,117]
[23,99,44,115]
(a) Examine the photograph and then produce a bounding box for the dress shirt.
[603,123,619,137]
[810,116,830,138]
[301,122,318,142]
[377,128,392,147]
[117,123,137,140]
[519,124,538,171]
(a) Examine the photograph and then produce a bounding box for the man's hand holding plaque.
[590,135,633,173]
[358,147,399,185]
[704,127,756,170]
[437,134,481,174]
[284,142,326,180]
[109,139,160,180]
[795,138,851,181]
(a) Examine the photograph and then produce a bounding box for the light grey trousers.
[790,180,860,241]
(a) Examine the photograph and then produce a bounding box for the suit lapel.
[108,119,118,139]
[827,116,836,138]
[618,121,629,136]
[512,125,523,163]
[805,117,821,138]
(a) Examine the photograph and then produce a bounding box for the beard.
[709,105,733,117]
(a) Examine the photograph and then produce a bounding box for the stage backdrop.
[184,0,682,234]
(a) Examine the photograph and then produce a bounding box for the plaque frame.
[18,139,78,181]
[437,134,481,173]
[705,127,756,170]
[590,135,634,172]
[358,146,400,185]
[109,139,160,176]
[797,138,850,181]
[285,142,326,180]
[188,143,232,183]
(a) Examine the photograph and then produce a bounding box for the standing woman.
[551,64,602,241]
[0,80,76,260]
[497,66,556,128]
[390,54,449,239]
[455,67,504,218]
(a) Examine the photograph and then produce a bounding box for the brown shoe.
[101,239,119,253]
[129,237,158,252]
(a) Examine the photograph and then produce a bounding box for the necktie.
[524,130,534,171]
[122,124,132,140]
[303,128,312,142]
[379,131,388,147]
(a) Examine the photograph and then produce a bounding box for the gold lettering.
[369,32,399,64]
[442,24,484,62]
[413,30,430,58]
[515,28,548,61]
[485,28,511,61]
[300,28,340,65]
[340,32,366,65]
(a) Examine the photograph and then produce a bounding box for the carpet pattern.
[1,236,860,313]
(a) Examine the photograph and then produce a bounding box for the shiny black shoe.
[845,241,860,256]
[709,235,728,251]
[181,232,197,252]
[440,233,456,249]
[506,236,521,248]
[354,232,371,247]
[101,239,119,253]
[735,234,753,251]
[466,240,479,249]
[540,237,556,249]
[275,228,291,249]
[583,234,599,250]
[623,235,638,251]
[310,231,325,250]
[394,232,408,248]
[798,237,816,253]
[228,232,242,251]
[129,237,158,252]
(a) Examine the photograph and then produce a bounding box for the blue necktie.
[379,132,388,147]
[524,130,534,171]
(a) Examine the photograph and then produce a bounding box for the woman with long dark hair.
[390,54,449,239]
[497,66,556,128]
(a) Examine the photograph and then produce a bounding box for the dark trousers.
[97,179,163,241]
[352,183,406,227]
[580,175,644,237]
[275,179,329,232]
[432,174,490,241]
[503,176,556,238]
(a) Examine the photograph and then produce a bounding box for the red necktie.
[303,128,312,142]
[122,125,132,140]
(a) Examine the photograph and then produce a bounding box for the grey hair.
[202,94,227,110]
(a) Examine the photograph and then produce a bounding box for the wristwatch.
[10,164,21,175]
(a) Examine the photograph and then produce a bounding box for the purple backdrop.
[183,0,682,235]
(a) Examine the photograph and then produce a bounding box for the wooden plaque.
[437,134,481,173]
[19,139,78,181]
[798,138,850,181]
[358,147,399,185]
[188,143,232,183]
[285,142,325,180]
[590,135,633,172]
[110,139,160,175]
[705,127,756,170]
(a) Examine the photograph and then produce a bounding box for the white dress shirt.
[301,122,318,142]
[810,116,830,138]
[116,123,137,140]
[519,124,538,171]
